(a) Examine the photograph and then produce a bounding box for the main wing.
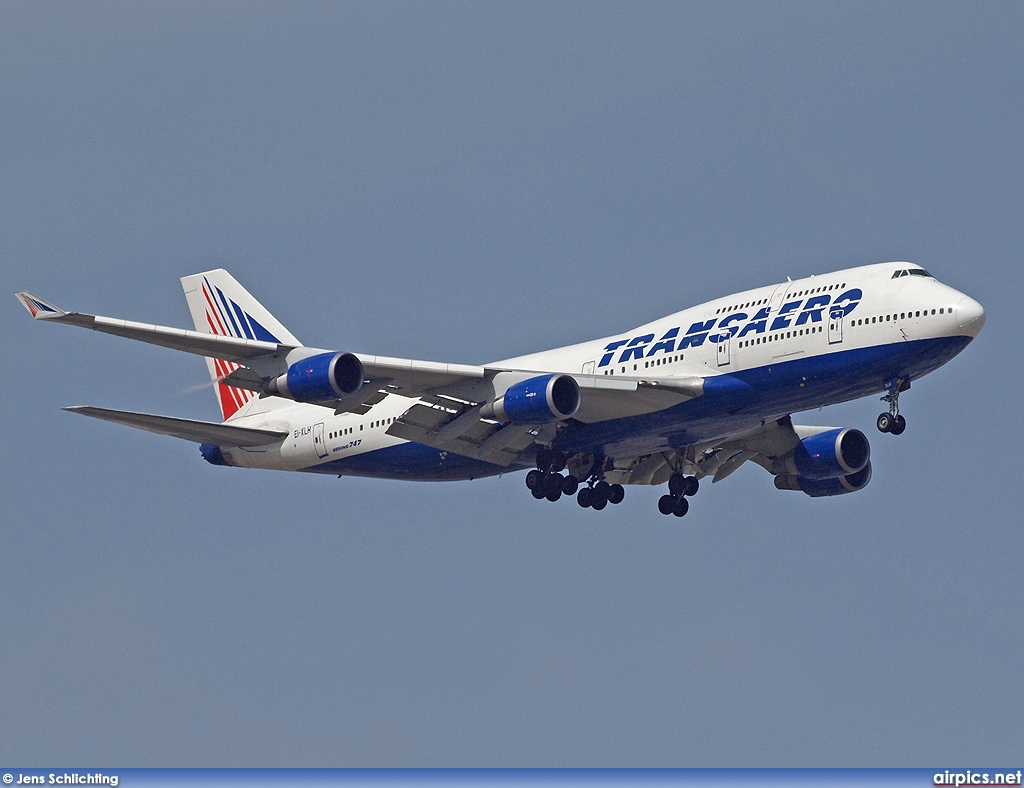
[16,291,288,361]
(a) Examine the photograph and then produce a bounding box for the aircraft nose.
[956,296,986,337]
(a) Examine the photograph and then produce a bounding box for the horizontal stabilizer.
[64,406,288,446]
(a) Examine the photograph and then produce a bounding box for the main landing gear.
[577,479,625,510]
[877,379,910,436]
[526,449,624,510]
[657,472,699,517]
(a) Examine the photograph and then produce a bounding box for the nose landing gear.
[877,379,910,435]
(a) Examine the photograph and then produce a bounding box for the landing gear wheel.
[608,484,625,505]
[591,496,607,511]
[562,475,579,496]
[684,476,699,497]
[658,495,676,516]
[532,488,547,500]
[672,497,689,517]
[577,487,592,508]
[668,473,686,497]
[545,488,562,503]
[879,378,909,435]
[544,473,564,494]
[526,469,545,491]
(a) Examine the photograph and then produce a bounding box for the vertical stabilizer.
[181,269,302,421]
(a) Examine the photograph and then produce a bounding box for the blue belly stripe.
[312,335,974,481]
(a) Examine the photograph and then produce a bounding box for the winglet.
[15,291,66,320]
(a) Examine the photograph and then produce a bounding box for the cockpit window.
[892,268,933,278]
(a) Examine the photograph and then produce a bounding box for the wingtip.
[15,291,66,319]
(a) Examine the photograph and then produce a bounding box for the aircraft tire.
[577,487,592,508]
[668,474,686,497]
[526,469,545,490]
[891,414,907,435]
[544,473,564,494]
[685,476,700,496]
[877,413,893,433]
[658,495,676,515]
[608,484,625,504]
[673,497,689,517]
[562,475,579,495]
[591,497,607,511]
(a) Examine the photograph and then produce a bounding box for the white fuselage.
[215,262,984,478]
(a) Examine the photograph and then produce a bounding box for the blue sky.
[2,1,1022,766]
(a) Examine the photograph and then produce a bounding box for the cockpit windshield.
[892,268,933,279]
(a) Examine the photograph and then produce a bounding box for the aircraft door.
[768,282,791,314]
[313,422,329,459]
[717,335,731,366]
[828,306,844,344]
[582,360,595,375]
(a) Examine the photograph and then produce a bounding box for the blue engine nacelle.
[481,374,580,424]
[779,427,870,480]
[265,352,364,402]
[200,443,232,466]
[775,461,872,497]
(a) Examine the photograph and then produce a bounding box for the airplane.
[16,261,985,517]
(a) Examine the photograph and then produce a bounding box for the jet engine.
[264,352,364,402]
[480,374,580,424]
[777,427,870,480]
[775,462,872,497]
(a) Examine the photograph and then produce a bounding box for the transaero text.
[598,288,863,367]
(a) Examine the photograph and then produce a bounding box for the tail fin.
[181,269,302,421]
